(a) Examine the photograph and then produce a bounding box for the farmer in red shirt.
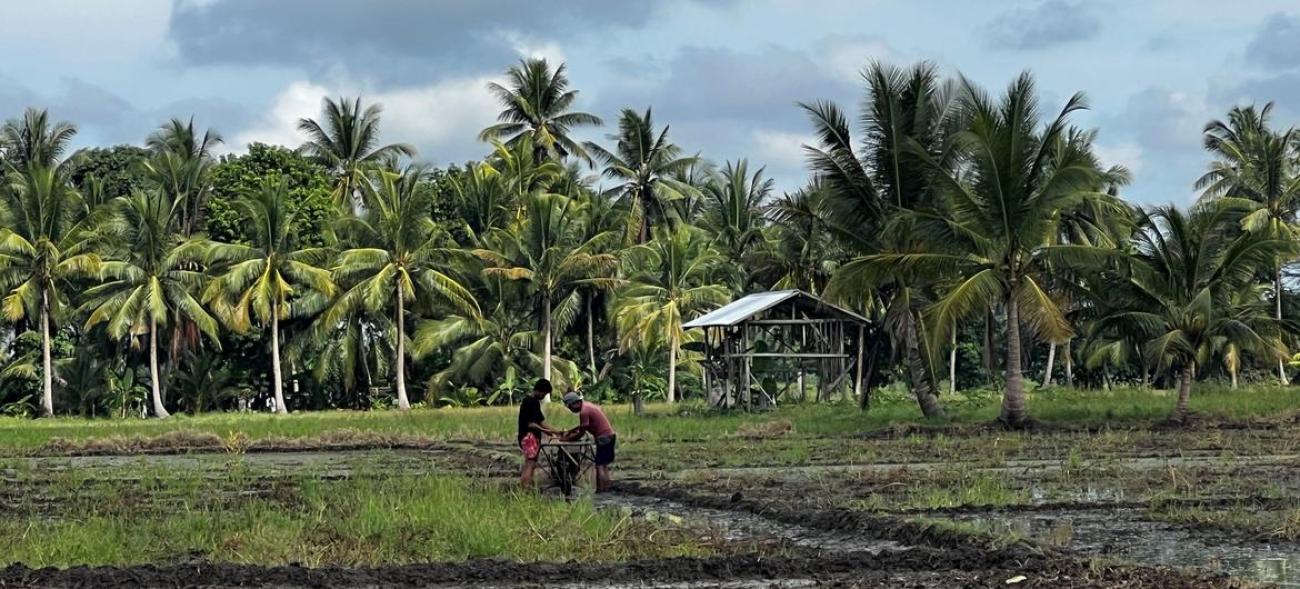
[561,392,616,492]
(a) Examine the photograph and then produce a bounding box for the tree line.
[0,59,1295,425]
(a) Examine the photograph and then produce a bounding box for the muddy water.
[948,508,1300,586]
[592,493,908,554]
[683,453,1300,481]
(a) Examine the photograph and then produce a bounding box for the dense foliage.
[0,58,1297,424]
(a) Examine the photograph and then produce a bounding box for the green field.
[2,384,1297,455]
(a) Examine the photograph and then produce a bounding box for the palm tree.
[804,62,958,418]
[1093,203,1287,420]
[587,109,699,243]
[81,191,220,418]
[326,166,479,410]
[1,108,77,171]
[475,191,618,384]
[572,179,629,377]
[754,185,839,294]
[1028,131,1137,389]
[297,97,416,211]
[0,165,102,416]
[204,176,335,414]
[490,137,565,217]
[615,226,729,404]
[142,118,223,235]
[479,58,603,164]
[852,73,1119,427]
[451,161,511,242]
[1197,103,1300,385]
[702,159,772,286]
[413,280,578,396]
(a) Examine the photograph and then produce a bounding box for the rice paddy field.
[2,385,1299,588]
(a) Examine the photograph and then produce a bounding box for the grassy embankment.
[0,384,1296,455]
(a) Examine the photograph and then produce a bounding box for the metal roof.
[682,290,868,328]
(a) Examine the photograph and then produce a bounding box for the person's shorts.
[595,435,616,466]
[520,435,540,461]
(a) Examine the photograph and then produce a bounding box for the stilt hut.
[683,290,871,409]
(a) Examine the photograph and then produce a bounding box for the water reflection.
[956,511,1300,586]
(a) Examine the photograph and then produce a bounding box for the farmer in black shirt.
[518,379,557,490]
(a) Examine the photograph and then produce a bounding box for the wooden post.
[796,307,805,401]
[855,323,865,402]
[742,323,752,410]
[837,321,846,401]
[721,333,732,409]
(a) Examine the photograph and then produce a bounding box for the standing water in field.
[949,508,1300,587]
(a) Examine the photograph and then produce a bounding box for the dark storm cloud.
[169,0,697,78]
[982,0,1101,51]
[1245,13,1300,71]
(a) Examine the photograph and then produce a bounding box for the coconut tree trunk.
[1278,267,1289,385]
[667,331,678,403]
[1001,283,1028,427]
[149,317,170,418]
[395,293,410,411]
[586,292,598,377]
[948,327,957,395]
[542,295,553,382]
[359,319,374,408]
[1173,364,1195,421]
[271,300,287,414]
[903,310,944,418]
[983,305,996,383]
[859,335,881,410]
[1064,340,1074,388]
[1043,342,1056,387]
[39,289,53,418]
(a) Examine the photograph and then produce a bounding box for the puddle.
[593,493,908,554]
[1027,484,1127,505]
[949,508,1300,586]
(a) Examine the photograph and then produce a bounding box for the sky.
[3,0,1300,204]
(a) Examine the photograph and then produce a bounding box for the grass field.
[0,384,1295,587]
[0,384,1297,454]
[0,469,717,567]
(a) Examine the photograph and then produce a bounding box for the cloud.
[1102,87,1217,204]
[0,0,170,64]
[600,45,852,124]
[230,76,501,165]
[818,35,896,81]
[1093,143,1145,175]
[1109,87,1210,153]
[166,0,690,79]
[982,0,1101,51]
[492,30,567,65]
[1245,13,1300,71]
[752,130,813,171]
[0,76,249,149]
